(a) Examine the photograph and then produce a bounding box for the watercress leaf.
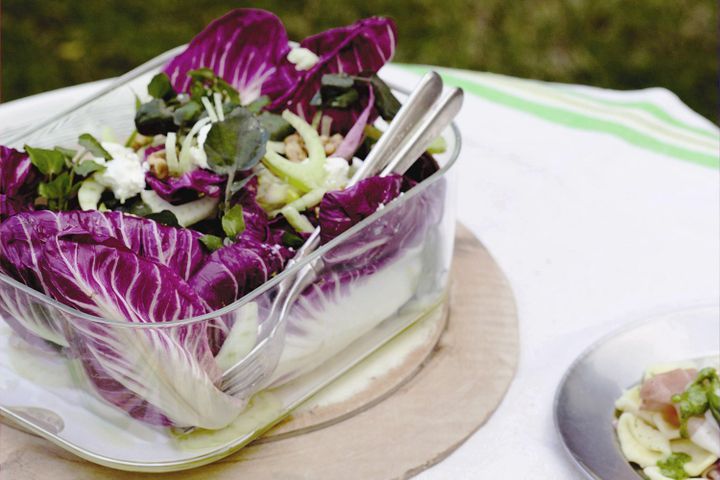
[215,78,241,104]
[54,146,77,161]
[172,101,202,126]
[257,111,294,141]
[144,210,180,227]
[321,73,355,91]
[25,145,66,176]
[327,89,359,108]
[369,74,401,121]
[134,99,178,136]
[245,95,270,114]
[147,73,176,101]
[127,201,153,217]
[199,234,223,252]
[221,204,245,239]
[78,133,112,160]
[282,231,304,249]
[229,174,256,196]
[188,68,215,83]
[73,159,106,176]
[38,171,72,200]
[204,107,268,174]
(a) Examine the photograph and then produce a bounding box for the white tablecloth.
[1,65,718,478]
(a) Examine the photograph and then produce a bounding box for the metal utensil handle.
[381,88,464,177]
[350,72,443,183]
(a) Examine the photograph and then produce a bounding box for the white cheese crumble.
[93,142,147,204]
[287,47,320,71]
[323,156,350,190]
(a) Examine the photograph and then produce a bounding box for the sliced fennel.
[140,190,218,227]
[262,110,327,193]
[280,206,314,233]
[77,179,106,211]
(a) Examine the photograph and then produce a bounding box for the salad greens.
[672,367,720,437]
[0,8,446,430]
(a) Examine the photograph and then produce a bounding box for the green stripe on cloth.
[553,88,718,141]
[400,65,719,169]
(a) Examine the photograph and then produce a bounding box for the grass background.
[1,0,717,123]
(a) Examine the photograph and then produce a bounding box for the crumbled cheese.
[323,156,350,190]
[287,47,320,71]
[188,122,213,169]
[93,142,147,204]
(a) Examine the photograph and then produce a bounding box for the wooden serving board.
[0,224,519,479]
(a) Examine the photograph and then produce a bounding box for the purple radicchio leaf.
[0,146,38,221]
[189,236,287,311]
[318,173,445,270]
[163,8,299,105]
[145,169,225,204]
[275,17,397,134]
[38,235,242,429]
[0,210,208,350]
[0,210,207,283]
[318,174,403,244]
[333,86,375,160]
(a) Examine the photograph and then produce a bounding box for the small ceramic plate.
[554,304,720,479]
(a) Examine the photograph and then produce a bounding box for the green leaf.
[25,145,66,176]
[312,73,360,109]
[78,133,112,160]
[188,68,215,82]
[73,159,106,176]
[127,200,153,217]
[229,174,256,196]
[204,107,269,174]
[147,73,176,101]
[199,234,223,252]
[172,101,202,126]
[134,98,178,136]
[257,112,294,141]
[370,74,401,121]
[38,171,72,200]
[281,231,304,249]
[215,78,241,104]
[144,210,180,227]
[54,146,77,161]
[321,73,355,90]
[221,204,245,239]
[246,95,271,114]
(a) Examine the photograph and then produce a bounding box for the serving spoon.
[218,71,464,403]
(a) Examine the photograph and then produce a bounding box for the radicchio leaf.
[0,210,207,283]
[163,8,299,105]
[318,174,403,244]
[275,17,397,133]
[189,237,287,311]
[145,169,225,204]
[0,146,38,221]
[0,210,208,351]
[38,235,241,428]
[333,86,375,160]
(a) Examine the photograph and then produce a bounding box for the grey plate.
[554,304,720,479]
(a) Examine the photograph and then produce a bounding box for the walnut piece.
[147,150,169,179]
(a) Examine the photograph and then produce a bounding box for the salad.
[614,361,720,479]
[0,9,448,430]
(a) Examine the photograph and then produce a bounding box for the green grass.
[1,0,717,123]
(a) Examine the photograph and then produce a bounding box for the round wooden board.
[0,224,519,480]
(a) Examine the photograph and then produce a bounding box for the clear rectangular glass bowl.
[0,49,461,471]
